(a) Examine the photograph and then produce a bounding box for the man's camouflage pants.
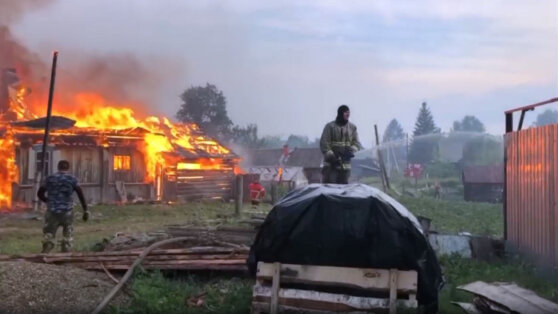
[42,210,73,253]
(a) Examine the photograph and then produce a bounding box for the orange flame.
[0,128,18,209]
[277,167,283,182]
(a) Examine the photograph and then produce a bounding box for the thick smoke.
[0,0,177,118]
[0,0,55,25]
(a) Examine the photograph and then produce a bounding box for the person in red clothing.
[249,178,266,208]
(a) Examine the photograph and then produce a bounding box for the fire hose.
[91,236,194,314]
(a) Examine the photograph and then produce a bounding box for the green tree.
[286,134,314,148]
[176,83,233,139]
[462,135,503,166]
[259,135,284,148]
[534,109,558,127]
[409,102,440,164]
[452,115,485,133]
[382,119,405,143]
[230,124,264,148]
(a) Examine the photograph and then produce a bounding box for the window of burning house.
[113,155,131,171]
[35,151,51,175]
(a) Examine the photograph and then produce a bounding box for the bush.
[425,161,460,178]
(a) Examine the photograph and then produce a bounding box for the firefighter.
[249,177,266,208]
[37,160,89,253]
[320,105,362,184]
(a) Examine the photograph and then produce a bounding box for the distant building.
[244,146,323,183]
[462,164,503,203]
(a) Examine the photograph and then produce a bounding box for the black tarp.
[248,183,444,311]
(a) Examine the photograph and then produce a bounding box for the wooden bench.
[252,262,418,314]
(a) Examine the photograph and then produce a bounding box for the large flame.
[0,129,18,208]
[48,93,233,182]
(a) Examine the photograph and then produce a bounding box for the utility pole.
[33,51,58,211]
[374,125,390,192]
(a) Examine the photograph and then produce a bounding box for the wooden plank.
[115,181,127,203]
[0,247,248,260]
[175,183,231,190]
[251,301,369,314]
[451,302,481,314]
[70,259,247,268]
[270,262,280,314]
[42,253,248,263]
[257,262,417,293]
[81,263,247,271]
[458,281,558,314]
[253,285,418,311]
[389,269,397,314]
[473,296,511,314]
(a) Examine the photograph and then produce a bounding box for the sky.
[9,0,558,147]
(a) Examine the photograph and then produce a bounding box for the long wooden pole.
[91,237,194,314]
[374,125,390,191]
[33,51,58,210]
[235,175,243,216]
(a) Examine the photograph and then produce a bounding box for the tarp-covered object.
[248,183,444,310]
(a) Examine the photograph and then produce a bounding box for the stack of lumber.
[453,281,558,314]
[252,262,418,314]
[0,246,249,272]
[165,226,256,246]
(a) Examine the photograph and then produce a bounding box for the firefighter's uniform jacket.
[320,121,362,170]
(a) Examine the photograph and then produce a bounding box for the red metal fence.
[505,124,558,266]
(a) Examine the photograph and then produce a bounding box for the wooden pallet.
[252,262,418,314]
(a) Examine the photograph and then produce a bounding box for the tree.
[452,115,485,133]
[534,109,558,127]
[382,119,405,143]
[462,135,503,166]
[408,102,440,164]
[260,135,284,148]
[285,135,311,148]
[412,102,439,136]
[176,83,233,139]
[230,124,265,148]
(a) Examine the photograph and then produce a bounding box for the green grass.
[0,201,272,255]
[359,176,502,236]
[396,196,503,237]
[438,255,558,313]
[110,272,252,314]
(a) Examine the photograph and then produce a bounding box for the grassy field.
[0,201,271,255]
[363,176,504,237]
[397,196,503,237]
[110,272,253,314]
[0,197,554,313]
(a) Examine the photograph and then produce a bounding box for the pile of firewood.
[0,246,249,272]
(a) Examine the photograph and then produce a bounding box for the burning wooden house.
[0,69,239,210]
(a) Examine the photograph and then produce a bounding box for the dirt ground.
[0,261,130,314]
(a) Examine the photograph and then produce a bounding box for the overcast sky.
[11,0,558,147]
